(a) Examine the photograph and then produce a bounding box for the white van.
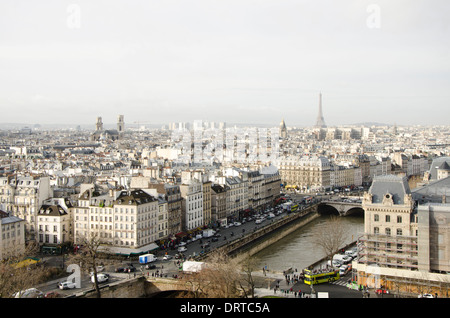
[345,250,357,259]
[333,254,352,264]
[339,265,349,275]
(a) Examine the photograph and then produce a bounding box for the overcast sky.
[0,0,449,127]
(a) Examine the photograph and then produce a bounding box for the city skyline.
[1,1,449,127]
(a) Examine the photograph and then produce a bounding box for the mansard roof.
[368,174,411,205]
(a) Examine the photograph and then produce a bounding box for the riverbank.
[202,205,321,263]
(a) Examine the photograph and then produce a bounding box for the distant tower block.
[117,115,125,133]
[315,92,327,128]
[96,117,103,131]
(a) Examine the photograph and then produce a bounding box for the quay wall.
[74,205,323,298]
[232,212,321,263]
[200,205,321,263]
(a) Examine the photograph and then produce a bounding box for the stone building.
[74,186,160,254]
[0,175,52,242]
[354,175,450,296]
[211,184,227,225]
[278,155,331,192]
[0,210,25,260]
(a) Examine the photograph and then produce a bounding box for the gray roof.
[412,176,450,203]
[369,175,411,204]
[428,156,450,180]
[1,214,23,225]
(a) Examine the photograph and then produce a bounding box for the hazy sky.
[0,0,449,127]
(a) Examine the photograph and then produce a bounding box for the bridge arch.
[317,203,340,216]
[318,202,364,217]
[344,207,364,217]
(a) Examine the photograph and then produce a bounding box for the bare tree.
[0,242,46,298]
[180,250,244,298]
[238,256,258,298]
[312,215,350,267]
[68,232,108,298]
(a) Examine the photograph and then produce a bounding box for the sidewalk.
[252,270,312,298]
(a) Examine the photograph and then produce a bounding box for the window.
[385,228,391,235]
[397,216,402,223]
[374,214,379,222]
[385,215,390,222]
[397,229,402,236]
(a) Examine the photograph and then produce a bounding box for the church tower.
[117,115,125,133]
[96,117,103,131]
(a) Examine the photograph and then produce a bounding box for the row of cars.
[328,247,359,275]
[254,206,284,224]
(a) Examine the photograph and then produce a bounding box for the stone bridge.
[318,200,364,216]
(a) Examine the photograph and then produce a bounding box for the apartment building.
[157,195,168,241]
[131,178,183,239]
[278,155,331,192]
[0,176,52,242]
[0,210,25,260]
[180,180,203,232]
[74,187,160,253]
[260,165,281,207]
[240,170,264,210]
[225,176,248,222]
[37,204,71,247]
[211,184,227,224]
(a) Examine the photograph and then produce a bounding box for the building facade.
[354,175,450,296]
[0,210,25,260]
[0,176,52,242]
[180,180,203,231]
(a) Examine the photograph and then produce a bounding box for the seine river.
[251,214,365,272]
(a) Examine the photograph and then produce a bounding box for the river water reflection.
[251,214,364,272]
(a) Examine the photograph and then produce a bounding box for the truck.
[202,229,215,238]
[139,253,157,264]
[182,261,206,273]
[333,253,352,264]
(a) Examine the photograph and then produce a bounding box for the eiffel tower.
[315,92,327,128]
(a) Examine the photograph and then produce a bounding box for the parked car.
[91,273,109,283]
[44,291,60,298]
[201,242,210,249]
[115,264,136,273]
[339,264,349,275]
[14,288,44,298]
[418,293,434,298]
[163,254,173,260]
[58,281,76,290]
[178,246,187,253]
[234,222,241,226]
